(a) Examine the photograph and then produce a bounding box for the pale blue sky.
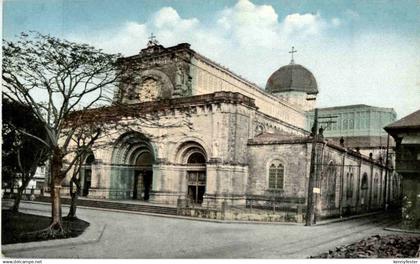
[3,0,420,118]
[4,0,419,37]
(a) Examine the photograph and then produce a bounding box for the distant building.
[385,109,420,229]
[306,105,397,161]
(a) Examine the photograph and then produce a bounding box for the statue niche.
[174,63,192,97]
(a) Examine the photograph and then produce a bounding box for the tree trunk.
[12,186,24,212]
[50,177,63,229]
[12,176,31,212]
[50,147,64,230]
[68,191,78,219]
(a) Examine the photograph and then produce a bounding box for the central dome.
[265,64,318,95]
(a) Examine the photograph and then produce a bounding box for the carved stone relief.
[123,69,174,103]
[173,63,192,97]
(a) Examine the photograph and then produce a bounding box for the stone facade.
[66,41,400,221]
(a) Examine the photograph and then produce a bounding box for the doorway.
[186,152,206,204]
[82,154,95,197]
[133,170,153,201]
[187,171,206,204]
[133,151,153,201]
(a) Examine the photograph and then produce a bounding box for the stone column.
[149,164,185,205]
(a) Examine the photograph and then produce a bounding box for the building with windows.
[306,105,397,160]
[68,39,400,222]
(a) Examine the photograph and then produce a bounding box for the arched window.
[322,163,337,209]
[346,172,353,198]
[343,119,348,129]
[268,161,284,190]
[187,152,206,164]
[360,172,369,206]
[373,173,379,200]
[361,173,368,190]
[349,119,354,129]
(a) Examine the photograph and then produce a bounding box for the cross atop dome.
[289,46,297,64]
[147,33,159,47]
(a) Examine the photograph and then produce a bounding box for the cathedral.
[73,38,400,222]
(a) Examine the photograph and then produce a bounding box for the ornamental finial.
[147,33,159,47]
[289,46,297,64]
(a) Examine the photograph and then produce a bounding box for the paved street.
[4,202,402,258]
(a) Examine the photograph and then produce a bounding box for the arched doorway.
[111,132,155,200]
[133,151,153,201]
[186,152,206,204]
[82,154,95,197]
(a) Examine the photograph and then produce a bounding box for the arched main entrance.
[133,151,153,201]
[111,132,155,200]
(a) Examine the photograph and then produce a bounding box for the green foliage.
[2,98,49,187]
[2,31,121,145]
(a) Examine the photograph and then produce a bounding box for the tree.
[2,32,120,231]
[62,102,193,219]
[3,31,194,231]
[2,98,49,212]
[66,123,101,219]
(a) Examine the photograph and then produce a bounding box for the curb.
[18,200,303,226]
[314,211,384,226]
[5,201,390,230]
[383,227,420,234]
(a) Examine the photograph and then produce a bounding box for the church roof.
[265,64,318,95]
[327,136,395,148]
[249,132,309,144]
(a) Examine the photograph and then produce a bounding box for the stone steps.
[35,196,178,216]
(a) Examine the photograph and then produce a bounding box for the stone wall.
[247,142,309,215]
[67,93,259,205]
[247,139,396,220]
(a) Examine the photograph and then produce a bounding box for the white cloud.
[282,12,326,37]
[152,7,199,31]
[66,0,419,118]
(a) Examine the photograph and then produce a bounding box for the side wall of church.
[190,57,307,129]
[246,141,395,219]
[318,146,392,218]
[247,143,310,207]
